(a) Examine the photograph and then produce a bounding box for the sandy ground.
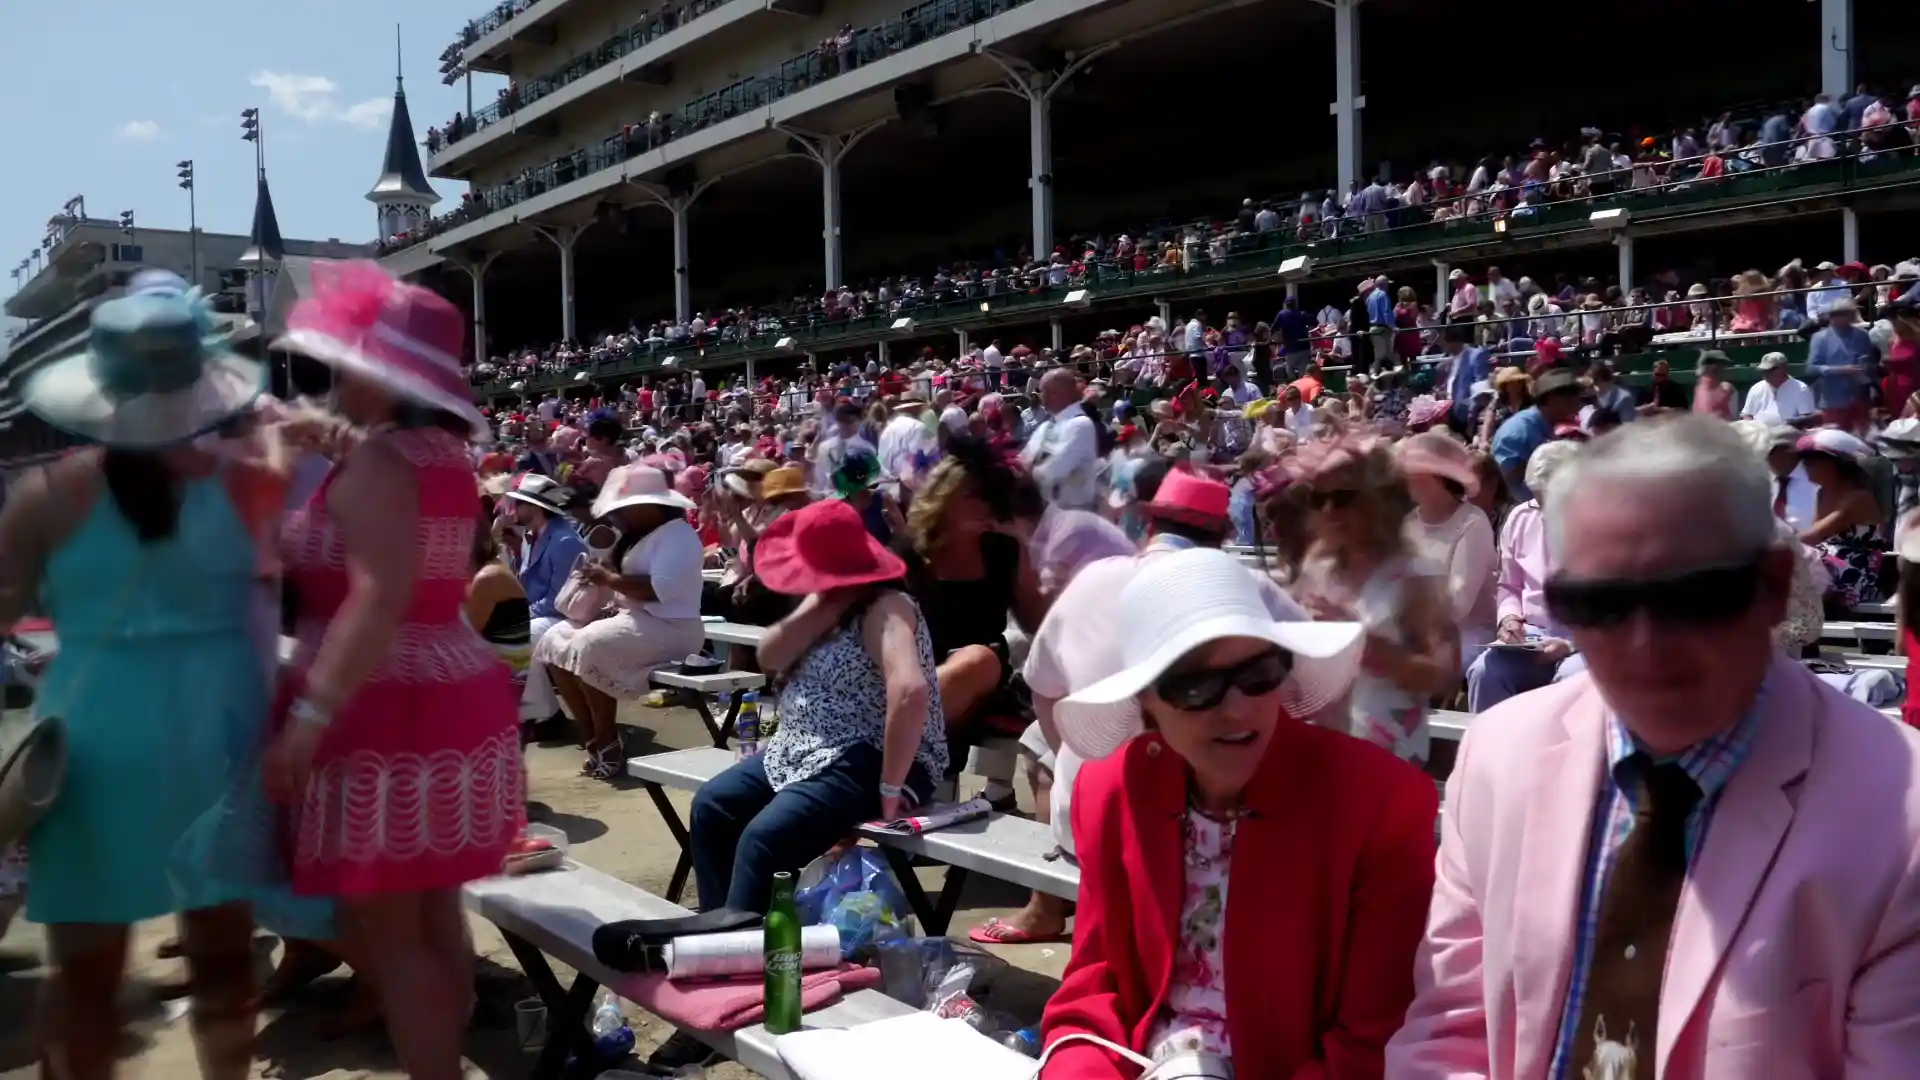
[0,699,1071,1079]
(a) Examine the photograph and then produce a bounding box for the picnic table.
[463,862,912,1080]
[628,746,1078,934]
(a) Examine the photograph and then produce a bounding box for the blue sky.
[0,0,497,311]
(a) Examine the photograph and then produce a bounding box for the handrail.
[432,0,731,150]
[456,0,532,50]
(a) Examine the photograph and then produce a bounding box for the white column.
[1432,259,1450,312]
[1050,318,1065,353]
[1330,0,1365,190]
[745,357,757,384]
[1614,235,1635,293]
[462,252,500,366]
[537,225,584,344]
[1285,282,1300,302]
[876,339,890,366]
[1155,299,1173,328]
[671,196,693,323]
[1821,0,1853,101]
[821,138,845,291]
[1842,206,1861,265]
[1029,73,1056,260]
[957,329,971,356]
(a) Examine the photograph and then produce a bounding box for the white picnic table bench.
[627,746,1079,935]
[703,619,771,649]
[462,861,911,1080]
[1822,620,1898,647]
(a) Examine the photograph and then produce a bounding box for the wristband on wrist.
[289,698,332,729]
[878,782,904,799]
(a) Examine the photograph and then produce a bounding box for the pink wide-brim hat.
[1396,431,1480,496]
[273,259,491,443]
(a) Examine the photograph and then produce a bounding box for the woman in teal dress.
[0,285,288,1080]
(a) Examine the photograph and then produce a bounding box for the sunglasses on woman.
[1152,647,1294,712]
[1306,488,1361,510]
[1543,557,1768,631]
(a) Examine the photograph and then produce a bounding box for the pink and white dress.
[283,427,523,896]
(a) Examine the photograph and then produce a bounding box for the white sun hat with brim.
[21,289,264,449]
[1053,547,1364,761]
[272,259,492,444]
[592,464,695,519]
[503,473,572,516]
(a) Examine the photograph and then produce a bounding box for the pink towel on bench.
[621,964,883,1032]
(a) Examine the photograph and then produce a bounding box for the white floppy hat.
[504,473,572,516]
[592,464,695,519]
[1054,548,1363,761]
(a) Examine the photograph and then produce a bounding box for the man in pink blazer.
[1389,416,1920,1080]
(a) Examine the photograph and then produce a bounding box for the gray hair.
[1543,415,1776,564]
[1525,439,1584,501]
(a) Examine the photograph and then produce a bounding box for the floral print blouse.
[1146,808,1237,1062]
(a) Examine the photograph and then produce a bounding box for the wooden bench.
[1822,620,1898,646]
[648,667,765,749]
[703,620,771,649]
[627,746,1079,935]
[462,862,912,1080]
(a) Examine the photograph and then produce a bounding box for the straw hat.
[1053,549,1364,761]
[274,260,490,442]
[759,465,810,502]
[21,289,263,448]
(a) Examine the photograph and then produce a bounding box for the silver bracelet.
[878,782,905,799]
[288,698,332,729]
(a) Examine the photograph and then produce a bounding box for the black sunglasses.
[1307,488,1361,511]
[1543,557,1769,631]
[1152,647,1294,712]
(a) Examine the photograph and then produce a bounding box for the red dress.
[282,428,523,895]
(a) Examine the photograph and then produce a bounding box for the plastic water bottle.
[994,1027,1041,1057]
[735,690,762,759]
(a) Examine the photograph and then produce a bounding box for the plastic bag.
[794,847,907,927]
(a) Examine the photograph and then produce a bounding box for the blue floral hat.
[20,289,263,448]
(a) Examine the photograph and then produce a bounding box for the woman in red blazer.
[1039,548,1439,1079]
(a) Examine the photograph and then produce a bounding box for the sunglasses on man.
[1152,647,1295,712]
[1543,556,1771,631]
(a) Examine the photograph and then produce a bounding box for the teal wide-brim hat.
[20,288,265,449]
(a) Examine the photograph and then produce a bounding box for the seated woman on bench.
[892,437,1050,808]
[536,465,706,778]
[1040,548,1437,1079]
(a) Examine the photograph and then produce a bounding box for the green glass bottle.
[763,871,803,1035]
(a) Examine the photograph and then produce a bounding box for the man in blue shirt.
[503,474,589,721]
[1365,274,1397,373]
[1272,296,1313,379]
[1493,368,1585,501]
[1804,299,1877,431]
[1439,326,1491,435]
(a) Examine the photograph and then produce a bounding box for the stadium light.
[1062,289,1092,309]
[118,210,135,236]
[1493,217,1509,235]
[890,317,917,333]
[1277,255,1314,280]
[979,301,990,313]
[1589,208,1630,230]
[775,336,797,351]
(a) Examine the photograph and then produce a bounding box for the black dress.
[890,530,1033,740]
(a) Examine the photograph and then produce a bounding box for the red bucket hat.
[1145,468,1231,529]
[753,500,907,596]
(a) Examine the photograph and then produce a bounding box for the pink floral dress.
[282,428,523,896]
[1146,808,1237,1062]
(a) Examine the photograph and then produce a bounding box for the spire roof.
[236,172,285,267]
[368,28,440,206]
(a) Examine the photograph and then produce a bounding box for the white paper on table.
[775,1010,1037,1080]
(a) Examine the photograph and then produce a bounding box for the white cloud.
[250,71,392,129]
[116,120,163,141]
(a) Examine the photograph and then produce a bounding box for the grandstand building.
[416,0,1920,406]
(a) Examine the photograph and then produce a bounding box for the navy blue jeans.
[689,742,933,914]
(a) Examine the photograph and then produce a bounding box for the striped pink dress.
[282,427,523,896]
